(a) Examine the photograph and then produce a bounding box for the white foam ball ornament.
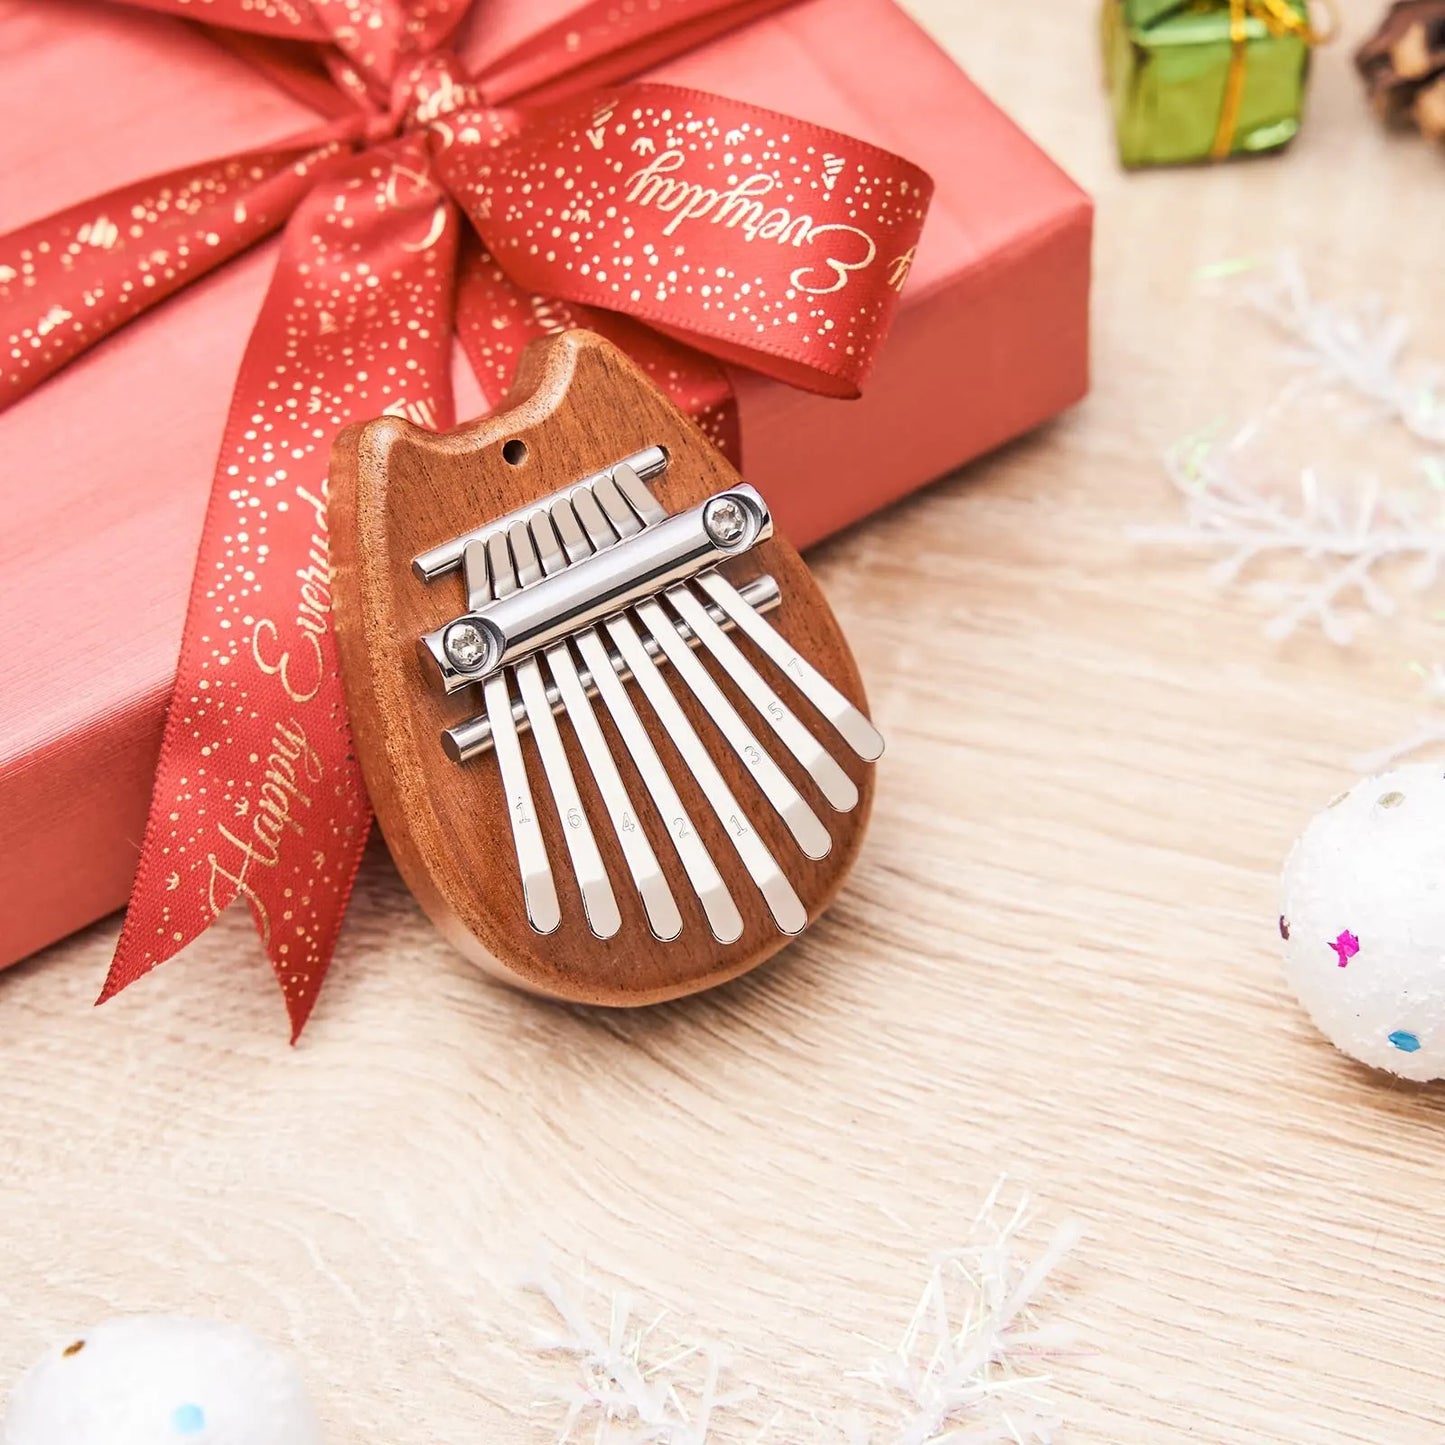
[2,1316,323,1445]
[1281,763,1445,1082]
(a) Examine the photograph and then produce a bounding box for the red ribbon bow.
[0,0,932,1036]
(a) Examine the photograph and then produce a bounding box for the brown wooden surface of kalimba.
[330,330,877,1005]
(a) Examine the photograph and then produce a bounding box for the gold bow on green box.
[1103,0,1334,167]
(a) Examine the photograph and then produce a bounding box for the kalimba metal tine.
[635,597,832,860]
[571,485,618,554]
[491,529,621,940]
[461,536,492,613]
[591,470,645,538]
[608,465,878,768]
[592,470,831,859]
[611,460,666,526]
[571,495,807,935]
[526,510,683,942]
[411,446,669,582]
[551,499,744,945]
[604,615,807,936]
[617,458,858,808]
[573,627,744,944]
[662,585,859,813]
[693,571,886,762]
[461,538,560,936]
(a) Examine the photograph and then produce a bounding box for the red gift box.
[0,0,1092,970]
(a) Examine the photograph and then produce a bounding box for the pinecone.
[1357,1,1445,139]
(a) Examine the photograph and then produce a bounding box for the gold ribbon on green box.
[1103,0,1336,167]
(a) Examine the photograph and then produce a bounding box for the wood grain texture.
[331,330,874,1006]
[3,2,1445,1440]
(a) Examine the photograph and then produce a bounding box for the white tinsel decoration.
[1136,435,1445,645]
[1134,255,1445,645]
[1245,256,1445,446]
[525,1184,1081,1445]
[845,1184,1082,1445]
[524,1258,746,1445]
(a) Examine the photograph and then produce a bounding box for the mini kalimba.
[330,331,881,1005]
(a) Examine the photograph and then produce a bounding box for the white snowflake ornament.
[2,1316,323,1445]
[1281,764,1445,1081]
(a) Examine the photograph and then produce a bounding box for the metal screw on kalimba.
[442,620,491,672]
[703,495,749,546]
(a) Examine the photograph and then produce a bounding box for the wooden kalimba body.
[330,332,880,1005]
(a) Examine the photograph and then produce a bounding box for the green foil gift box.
[1103,0,1327,167]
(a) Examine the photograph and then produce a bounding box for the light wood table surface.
[4,2,1444,1441]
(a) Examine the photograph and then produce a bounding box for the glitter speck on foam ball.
[1281,763,1445,1082]
[2,1317,323,1445]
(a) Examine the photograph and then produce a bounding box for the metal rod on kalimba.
[421,483,771,691]
[440,574,781,762]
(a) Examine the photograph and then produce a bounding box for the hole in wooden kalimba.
[502,438,528,466]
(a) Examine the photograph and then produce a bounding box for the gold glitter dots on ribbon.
[434,83,933,399]
[0,141,353,409]
[101,134,458,1038]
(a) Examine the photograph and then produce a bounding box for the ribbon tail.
[0,132,360,411]
[101,135,459,1040]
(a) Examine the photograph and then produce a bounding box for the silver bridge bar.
[420,485,773,692]
[410,446,669,583]
[441,573,781,762]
